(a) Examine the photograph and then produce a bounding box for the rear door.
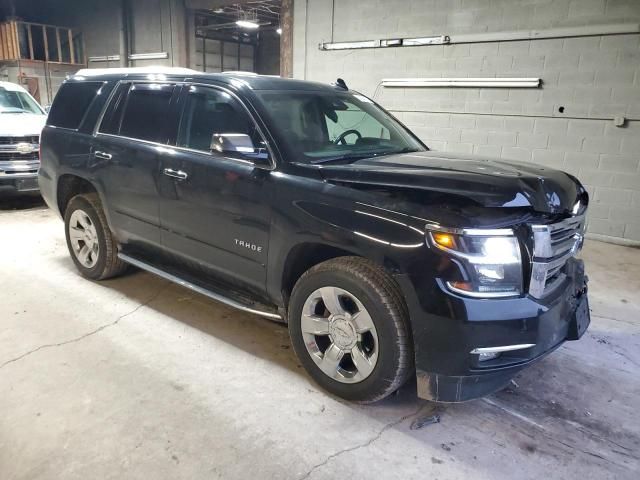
[158,83,273,293]
[92,81,181,248]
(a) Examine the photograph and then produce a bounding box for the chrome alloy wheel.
[68,210,100,269]
[301,286,379,383]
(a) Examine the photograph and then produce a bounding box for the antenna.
[335,78,348,90]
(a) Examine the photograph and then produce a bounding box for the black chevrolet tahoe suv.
[39,68,590,403]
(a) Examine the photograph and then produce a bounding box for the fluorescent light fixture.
[276,27,282,35]
[381,77,541,88]
[380,39,402,47]
[88,55,121,62]
[236,20,260,29]
[128,52,168,60]
[320,36,449,50]
[319,40,378,50]
[402,35,450,46]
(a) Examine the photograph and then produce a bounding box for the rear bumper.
[396,257,588,402]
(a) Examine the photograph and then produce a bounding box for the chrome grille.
[0,151,39,161]
[0,135,39,145]
[0,136,40,175]
[0,159,40,176]
[529,214,586,298]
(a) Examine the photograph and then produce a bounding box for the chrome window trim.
[93,79,277,171]
[95,131,261,168]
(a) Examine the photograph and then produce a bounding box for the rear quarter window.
[47,81,104,130]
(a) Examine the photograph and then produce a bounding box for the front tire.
[288,257,413,403]
[64,193,127,280]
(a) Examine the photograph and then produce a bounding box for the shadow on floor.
[52,254,424,410]
[0,192,46,211]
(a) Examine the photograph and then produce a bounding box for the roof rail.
[221,71,260,76]
[74,66,200,76]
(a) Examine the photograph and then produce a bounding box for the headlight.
[426,226,523,298]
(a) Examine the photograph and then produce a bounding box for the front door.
[158,84,273,294]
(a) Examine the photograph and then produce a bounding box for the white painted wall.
[293,0,640,244]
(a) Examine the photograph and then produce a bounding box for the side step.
[118,253,282,320]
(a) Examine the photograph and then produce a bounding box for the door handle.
[94,151,112,160]
[163,168,188,180]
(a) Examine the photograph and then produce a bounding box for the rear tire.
[64,193,127,280]
[288,257,413,403]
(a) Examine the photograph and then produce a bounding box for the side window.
[325,100,390,144]
[118,83,175,143]
[98,83,130,135]
[177,85,268,161]
[47,81,104,129]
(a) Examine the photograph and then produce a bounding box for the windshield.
[0,88,44,115]
[256,90,425,164]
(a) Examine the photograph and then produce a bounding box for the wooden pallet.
[0,21,20,61]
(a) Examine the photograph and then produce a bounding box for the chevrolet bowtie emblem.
[16,142,37,154]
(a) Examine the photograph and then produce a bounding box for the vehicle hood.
[0,113,46,137]
[318,151,586,215]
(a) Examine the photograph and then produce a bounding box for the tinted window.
[177,85,268,161]
[99,83,130,135]
[47,82,103,129]
[119,84,175,143]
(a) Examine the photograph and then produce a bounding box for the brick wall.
[292,0,640,244]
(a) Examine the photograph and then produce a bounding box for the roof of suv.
[71,67,342,93]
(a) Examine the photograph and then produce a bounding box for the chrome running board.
[118,253,282,320]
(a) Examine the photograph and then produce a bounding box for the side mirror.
[210,133,271,167]
[44,105,51,114]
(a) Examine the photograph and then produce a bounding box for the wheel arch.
[56,174,98,217]
[280,242,355,308]
[279,241,403,311]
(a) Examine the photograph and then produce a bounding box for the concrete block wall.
[293,0,640,244]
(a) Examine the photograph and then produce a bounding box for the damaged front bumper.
[396,257,589,403]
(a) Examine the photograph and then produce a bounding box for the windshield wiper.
[311,147,420,165]
[311,152,379,165]
[376,147,420,157]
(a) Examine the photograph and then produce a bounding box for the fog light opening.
[477,352,500,362]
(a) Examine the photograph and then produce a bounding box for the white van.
[0,81,47,193]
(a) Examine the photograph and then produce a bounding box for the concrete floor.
[1,199,639,480]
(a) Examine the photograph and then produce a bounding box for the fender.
[40,125,116,232]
